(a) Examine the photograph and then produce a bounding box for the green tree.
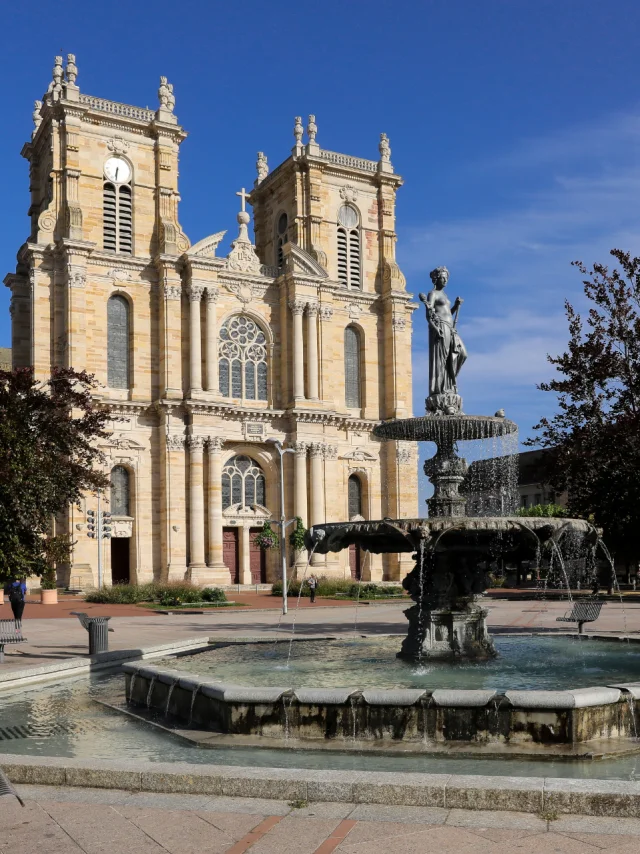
[0,367,109,582]
[530,249,640,562]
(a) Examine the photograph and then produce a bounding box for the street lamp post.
[267,439,295,615]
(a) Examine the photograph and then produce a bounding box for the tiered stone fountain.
[306,266,594,660]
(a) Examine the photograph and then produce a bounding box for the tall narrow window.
[276,212,288,268]
[221,455,266,510]
[107,295,130,389]
[348,475,362,520]
[103,157,133,254]
[337,205,361,288]
[218,315,268,401]
[344,325,361,408]
[111,466,130,516]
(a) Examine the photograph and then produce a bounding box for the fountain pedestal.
[399,601,495,660]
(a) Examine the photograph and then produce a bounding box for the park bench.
[71,611,114,655]
[0,766,23,806]
[556,600,603,634]
[0,619,26,664]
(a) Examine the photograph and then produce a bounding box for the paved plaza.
[3,784,640,854]
[1,595,639,674]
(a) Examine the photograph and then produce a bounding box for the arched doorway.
[110,465,131,584]
[222,454,269,584]
[348,474,363,581]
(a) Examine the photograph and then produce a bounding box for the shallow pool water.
[157,635,640,691]
[0,671,639,780]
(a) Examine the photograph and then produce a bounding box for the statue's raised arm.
[423,266,467,416]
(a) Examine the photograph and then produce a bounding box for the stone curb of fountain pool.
[122,662,638,709]
[4,753,640,817]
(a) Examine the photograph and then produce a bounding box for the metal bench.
[556,600,603,634]
[0,619,26,664]
[71,612,114,655]
[0,766,23,806]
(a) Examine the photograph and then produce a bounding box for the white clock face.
[104,157,131,184]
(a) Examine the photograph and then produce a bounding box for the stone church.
[4,55,418,589]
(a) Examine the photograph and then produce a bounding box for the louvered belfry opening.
[276,212,288,268]
[103,183,132,254]
[344,324,362,408]
[107,294,130,389]
[337,204,361,288]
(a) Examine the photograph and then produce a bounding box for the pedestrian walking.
[307,574,318,604]
[8,579,27,631]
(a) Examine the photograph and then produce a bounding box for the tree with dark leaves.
[530,249,640,566]
[0,367,109,582]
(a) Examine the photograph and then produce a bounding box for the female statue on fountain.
[419,266,467,415]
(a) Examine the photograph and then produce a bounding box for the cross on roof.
[236,187,249,212]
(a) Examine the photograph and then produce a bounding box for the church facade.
[4,56,418,589]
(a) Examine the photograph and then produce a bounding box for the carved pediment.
[342,447,377,462]
[284,243,328,279]
[106,433,145,451]
[187,231,227,258]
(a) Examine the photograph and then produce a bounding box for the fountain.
[121,266,640,755]
[305,266,595,661]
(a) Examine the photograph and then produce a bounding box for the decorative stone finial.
[45,56,64,104]
[65,54,78,85]
[307,114,317,143]
[226,187,261,274]
[255,151,269,186]
[32,101,43,138]
[158,76,170,109]
[378,133,393,173]
[293,116,303,145]
[167,82,175,112]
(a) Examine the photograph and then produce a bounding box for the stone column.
[163,432,188,581]
[205,287,219,393]
[187,285,204,395]
[187,435,206,573]
[239,526,251,585]
[207,436,226,573]
[306,303,319,400]
[289,299,306,401]
[293,442,308,526]
[318,305,333,403]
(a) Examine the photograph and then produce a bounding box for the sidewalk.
[3,784,640,853]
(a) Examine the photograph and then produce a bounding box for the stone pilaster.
[160,274,183,398]
[289,298,306,401]
[205,287,219,393]
[306,303,319,400]
[187,284,204,394]
[206,436,229,583]
[187,435,206,574]
[293,441,308,527]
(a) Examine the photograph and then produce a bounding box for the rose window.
[218,315,268,400]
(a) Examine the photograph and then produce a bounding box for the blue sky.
[2,0,640,503]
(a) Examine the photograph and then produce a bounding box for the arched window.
[107,295,130,389]
[337,205,361,289]
[348,474,362,520]
[103,157,132,254]
[344,325,362,408]
[276,212,288,268]
[218,315,268,401]
[222,455,266,510]
[111,465,130,516]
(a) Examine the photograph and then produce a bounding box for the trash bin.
[87,617,111,655]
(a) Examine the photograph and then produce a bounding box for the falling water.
[164,681,176,718]
[420,696,429,744]
[146,676,157,710]
[349,696,358,740]
[597,539,630,642]
[282,693,291,740]
[416,539,427,666]
[285,544,317,669]
[269,544,317,660]
[129,672,137,702]
[187,686,200,727]
[352,550,370,639]
[627,694,638,741]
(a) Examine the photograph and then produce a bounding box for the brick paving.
[3,786,640,853]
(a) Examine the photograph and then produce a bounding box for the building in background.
[4,56,418,589]
[0,348,10,371]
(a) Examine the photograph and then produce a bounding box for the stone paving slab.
[6,786,640,853]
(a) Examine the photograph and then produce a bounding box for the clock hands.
[115,166,119,181]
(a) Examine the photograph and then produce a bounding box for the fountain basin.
[124,659,640,750]
[373,414,518,443]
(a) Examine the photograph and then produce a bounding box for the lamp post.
[267,439,295,615]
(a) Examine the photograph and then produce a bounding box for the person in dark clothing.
[8,579,27,631]
[307,575,318,604]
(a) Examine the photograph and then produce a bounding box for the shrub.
[271,577,404,599]
[516,504,569,519]
[84,581,226,605]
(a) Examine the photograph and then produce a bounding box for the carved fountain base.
[398,600,496,661]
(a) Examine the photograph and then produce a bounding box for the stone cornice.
[185,401,285,422]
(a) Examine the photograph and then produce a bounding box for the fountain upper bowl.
[373,414,518,443]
